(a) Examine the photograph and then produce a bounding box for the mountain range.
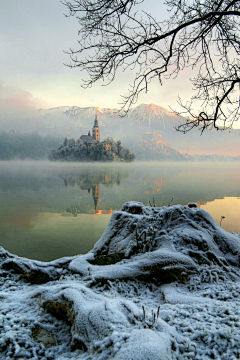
[2,103,240,159]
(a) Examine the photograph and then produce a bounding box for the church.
[80,115,100,143]
[80,115,111,151]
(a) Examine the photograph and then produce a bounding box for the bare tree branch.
[62,0,240,132]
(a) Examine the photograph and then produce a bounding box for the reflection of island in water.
[60,168,130,214]
[1,162,240,261]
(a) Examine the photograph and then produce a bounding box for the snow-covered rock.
[0,202,240,359]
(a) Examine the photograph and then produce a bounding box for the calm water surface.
[0,161,239,261]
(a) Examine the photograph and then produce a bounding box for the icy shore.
[0,202,240,359]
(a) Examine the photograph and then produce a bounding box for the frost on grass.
[0,202,240,359]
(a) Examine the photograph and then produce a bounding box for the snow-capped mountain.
[36,103,184,135]
[2,103,240,158]
[127,103,184,129]
[36,104,187,159]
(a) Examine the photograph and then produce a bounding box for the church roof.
[80,135,95,143]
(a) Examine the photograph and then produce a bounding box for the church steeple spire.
[94,114,98,127]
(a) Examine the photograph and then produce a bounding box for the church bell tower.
[92,115,100,141]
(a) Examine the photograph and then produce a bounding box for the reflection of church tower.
[92,115,100,141]
[92,184,100,211]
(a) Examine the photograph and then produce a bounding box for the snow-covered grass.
[0,202,240,359]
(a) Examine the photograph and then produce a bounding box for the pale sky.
[1,0,240,134]
[0,0,193,112]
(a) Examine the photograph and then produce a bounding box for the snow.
[111,329,172,360]
[0,202,240,359]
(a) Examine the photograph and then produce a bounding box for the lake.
[0,161,239,261]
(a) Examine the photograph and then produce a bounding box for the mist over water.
[0,160,239,261]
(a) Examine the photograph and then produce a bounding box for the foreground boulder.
[69,202,240,283]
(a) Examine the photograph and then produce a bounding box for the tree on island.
[63,0,240,133]
[48,137,135,162]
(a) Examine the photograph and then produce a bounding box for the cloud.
[0,83,50,112]
[0,83,51,132]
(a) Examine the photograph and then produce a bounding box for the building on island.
[79,135,95,144]
[92,115,100,141]
[80,115,100,144]
[103,140,111,151]
[80,115,112,152]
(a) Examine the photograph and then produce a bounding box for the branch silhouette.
[63,0,240,133]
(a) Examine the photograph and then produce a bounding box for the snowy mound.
[0,202,240,359]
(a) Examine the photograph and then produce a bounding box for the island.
[48,115,135,162]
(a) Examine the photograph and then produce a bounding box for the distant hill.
[0,131,62,160]
[1,103,240,159]
[125,132,185,160]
